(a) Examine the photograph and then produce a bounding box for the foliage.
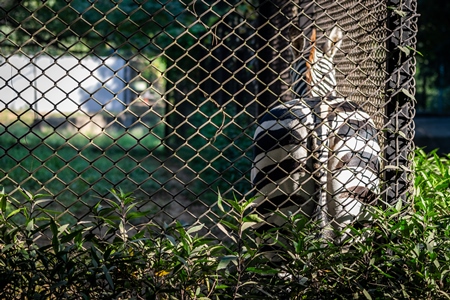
[0,0,260,208]
[0,1,202,56]
[0,0,259,56]
[0,188,221,299]
[1,148,450,299]
[179,102,255,202]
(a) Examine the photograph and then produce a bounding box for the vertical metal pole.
[384,0,417,207]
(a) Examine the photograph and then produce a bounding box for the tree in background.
[0,1,264,147]
[0,0,264,199]
[416,0,450,112]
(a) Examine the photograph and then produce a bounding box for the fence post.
[384,0,418,207]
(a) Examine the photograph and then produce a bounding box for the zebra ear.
[324,26,343,58]
[289,25,304,58]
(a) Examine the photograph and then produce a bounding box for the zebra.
[251,25,381,243]
[290,26,339,98]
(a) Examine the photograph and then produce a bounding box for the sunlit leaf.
[186,224,204,235]
[240,222,256,234]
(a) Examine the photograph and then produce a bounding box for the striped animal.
[251,26,381,242]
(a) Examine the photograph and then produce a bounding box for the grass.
[0,108,254,226]
[0,110,169,223]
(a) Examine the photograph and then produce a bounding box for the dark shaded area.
[416,0,450,113]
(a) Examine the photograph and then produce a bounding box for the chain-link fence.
[0,0,417,239]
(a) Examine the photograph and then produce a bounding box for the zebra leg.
[329,134,381,243]
[312,102,335,242]
[330,178,378,244]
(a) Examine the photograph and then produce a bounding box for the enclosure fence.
[0,0,417,239]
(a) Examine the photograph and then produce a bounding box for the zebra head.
[289,26,343,97]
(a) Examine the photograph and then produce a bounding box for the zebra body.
[251,26,381,241]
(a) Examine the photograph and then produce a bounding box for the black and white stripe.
[252,26,381,242]
[290,59,309,97]
[290,52,338,98]
[309,49,337,97]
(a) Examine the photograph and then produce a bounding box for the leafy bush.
[0,189,222,299]
[0,148,450,299]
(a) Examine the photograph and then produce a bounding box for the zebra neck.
[290,59,338,98]
[290,59,310,97]
[310,57,337,97]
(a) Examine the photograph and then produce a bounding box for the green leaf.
[131,230,146,240]
[401,88,416,102]
[362,289,372,300]
[90,247,101,268]
[186,224,204,235]
[176,255,188,267]
[215,284,230,290]
[19,189,33,201]
[176,222,188,240]
[407,45,423,56]
[58,224,70,236]
[395,199,403,212]
[245,214,264,223]
[119,221,125,237]
[33,198,53,206]
[26,219,34,231]
[50,219,60,252]
[227,199,243,214]
[165,234,177,246]
[60,229,84,244]
[0,189,6,213]
[216,223,237,243]
[97,207,116,217]
[398,45,410,56]
[102,265,114,290]
[32,193,52,200]
[240,222,256,233]
[220,220,239,232]
[242,195,257,211]
[111,188,134,204]
[104,247,113,260]
[6,208,23,220]
[217,190,225,212]
[387,6,407,17]
[125,202,139,214]
[217,255,238,271]
[245,267,279,275]
[31,222,51,235]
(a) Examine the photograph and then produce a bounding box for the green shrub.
[0,148,450,299]
[0,189,222,299]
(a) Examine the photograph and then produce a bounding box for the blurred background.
[414,0,450,154]
[0,0,420,228]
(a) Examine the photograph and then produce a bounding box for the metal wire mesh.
[0,0,417,239]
